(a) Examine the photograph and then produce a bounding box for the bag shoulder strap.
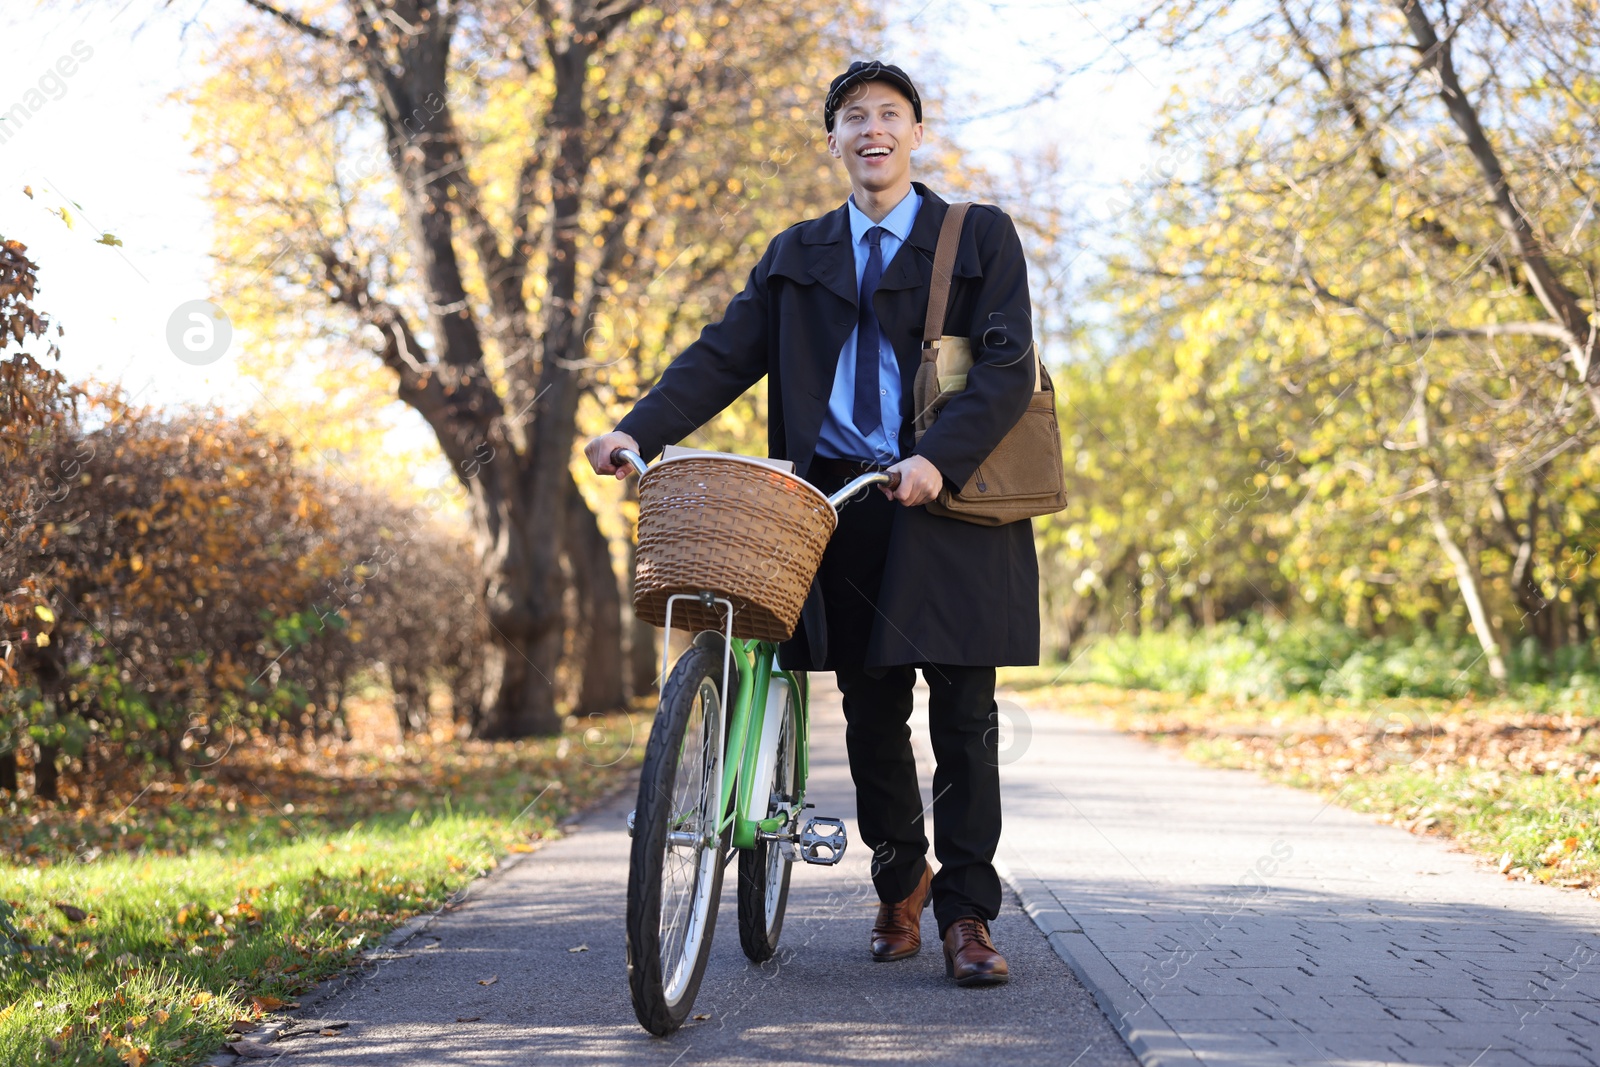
[920,201,1048,391]
[921,201,971,359]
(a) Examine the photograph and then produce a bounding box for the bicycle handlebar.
[610,447,650,477]
[607,447,901,510]
[826,470,900,508]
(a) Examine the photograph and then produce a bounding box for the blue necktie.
[852,226,887,439]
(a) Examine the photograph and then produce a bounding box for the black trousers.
[809,465,1004,938]
[837,663,1003,938]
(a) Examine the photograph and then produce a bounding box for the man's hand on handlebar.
[883,454,943,507]
[585,431,641,479]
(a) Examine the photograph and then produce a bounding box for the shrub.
[1065,615,1598,703]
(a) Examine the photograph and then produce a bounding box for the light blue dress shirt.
[814,188,923,463]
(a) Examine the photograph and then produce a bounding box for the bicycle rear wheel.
[626,634,730,1036]
[737,674,797,962]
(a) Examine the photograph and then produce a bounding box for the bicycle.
[607,446,898,1036]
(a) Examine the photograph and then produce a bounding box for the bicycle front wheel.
[737,673,797,962]
[626,634,730,1036]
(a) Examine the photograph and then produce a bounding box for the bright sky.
[0,0,1177,419]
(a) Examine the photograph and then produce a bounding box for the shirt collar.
[847,187,922,246]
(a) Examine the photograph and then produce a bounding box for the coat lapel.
[799,202,858,308]
[876,183,946,294]
[790,184,961,461]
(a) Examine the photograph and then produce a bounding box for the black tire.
[737,673,798,963]
[626,633,731,1036]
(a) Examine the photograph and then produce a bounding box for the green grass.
[0,711,645,1065]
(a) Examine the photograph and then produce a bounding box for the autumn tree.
[1063,0,1600,674]
[187,0,875,736]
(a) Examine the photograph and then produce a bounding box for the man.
[584,60,1038,987]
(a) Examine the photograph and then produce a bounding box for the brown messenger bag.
[911,202,1068,526]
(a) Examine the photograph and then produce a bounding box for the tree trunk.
[622,477,657,700]
[33,742,58,801]
[1412,365,1507,684]
[470,464,565,739]
[566,475,626,716]
[472,36,598,740]
[0,749,15,793]
[1427,502,1507,683]
[1496,477,1557,653]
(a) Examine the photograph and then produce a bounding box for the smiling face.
[827,79,923,201]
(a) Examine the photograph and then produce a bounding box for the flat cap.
[824,60,922,132]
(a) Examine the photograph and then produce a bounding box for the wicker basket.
[633,455,838,641]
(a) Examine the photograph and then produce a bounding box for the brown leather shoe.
[869,859,932,961]
[942,916,1010,986]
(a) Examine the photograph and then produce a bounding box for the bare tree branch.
[1397,0,1599,400]
[238,0,335,40]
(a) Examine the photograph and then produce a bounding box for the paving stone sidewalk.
[217,678,1134,1066]
[975,687,1600,1067]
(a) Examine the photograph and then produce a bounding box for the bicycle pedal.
[798,816,848,865]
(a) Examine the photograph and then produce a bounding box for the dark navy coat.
[615,183,1040,670]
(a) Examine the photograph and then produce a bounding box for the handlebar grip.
[886,471,902,490]
[609,447,627,469]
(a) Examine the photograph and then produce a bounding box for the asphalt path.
[262,676,1137,1067]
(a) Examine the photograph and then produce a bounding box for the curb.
[996,854,1203,1067]
[202,770,640,1065]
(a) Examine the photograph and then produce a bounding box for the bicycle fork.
[625,595,848,867]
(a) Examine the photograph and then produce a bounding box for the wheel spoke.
[628,644,732,1033]
[654,675,720,1003]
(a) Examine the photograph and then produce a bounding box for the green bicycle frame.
[715,638,809,850]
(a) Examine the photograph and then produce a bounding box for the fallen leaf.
[251,995,285,1012]
[567,944,588,953]
[52,902,89,922]
[477,975,498,986]
[508,843,536,853]
[693,1013,710,1020]
[1498,851,1514,873]
[119,1046,149,1067]
[455,1016,482,1023]
[229,1020,259,1033]
[319,1029,341,1037]
[190,992,215,1008]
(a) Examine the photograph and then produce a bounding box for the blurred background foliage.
[4,0,1600,796]
[1040,0,1600,698]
